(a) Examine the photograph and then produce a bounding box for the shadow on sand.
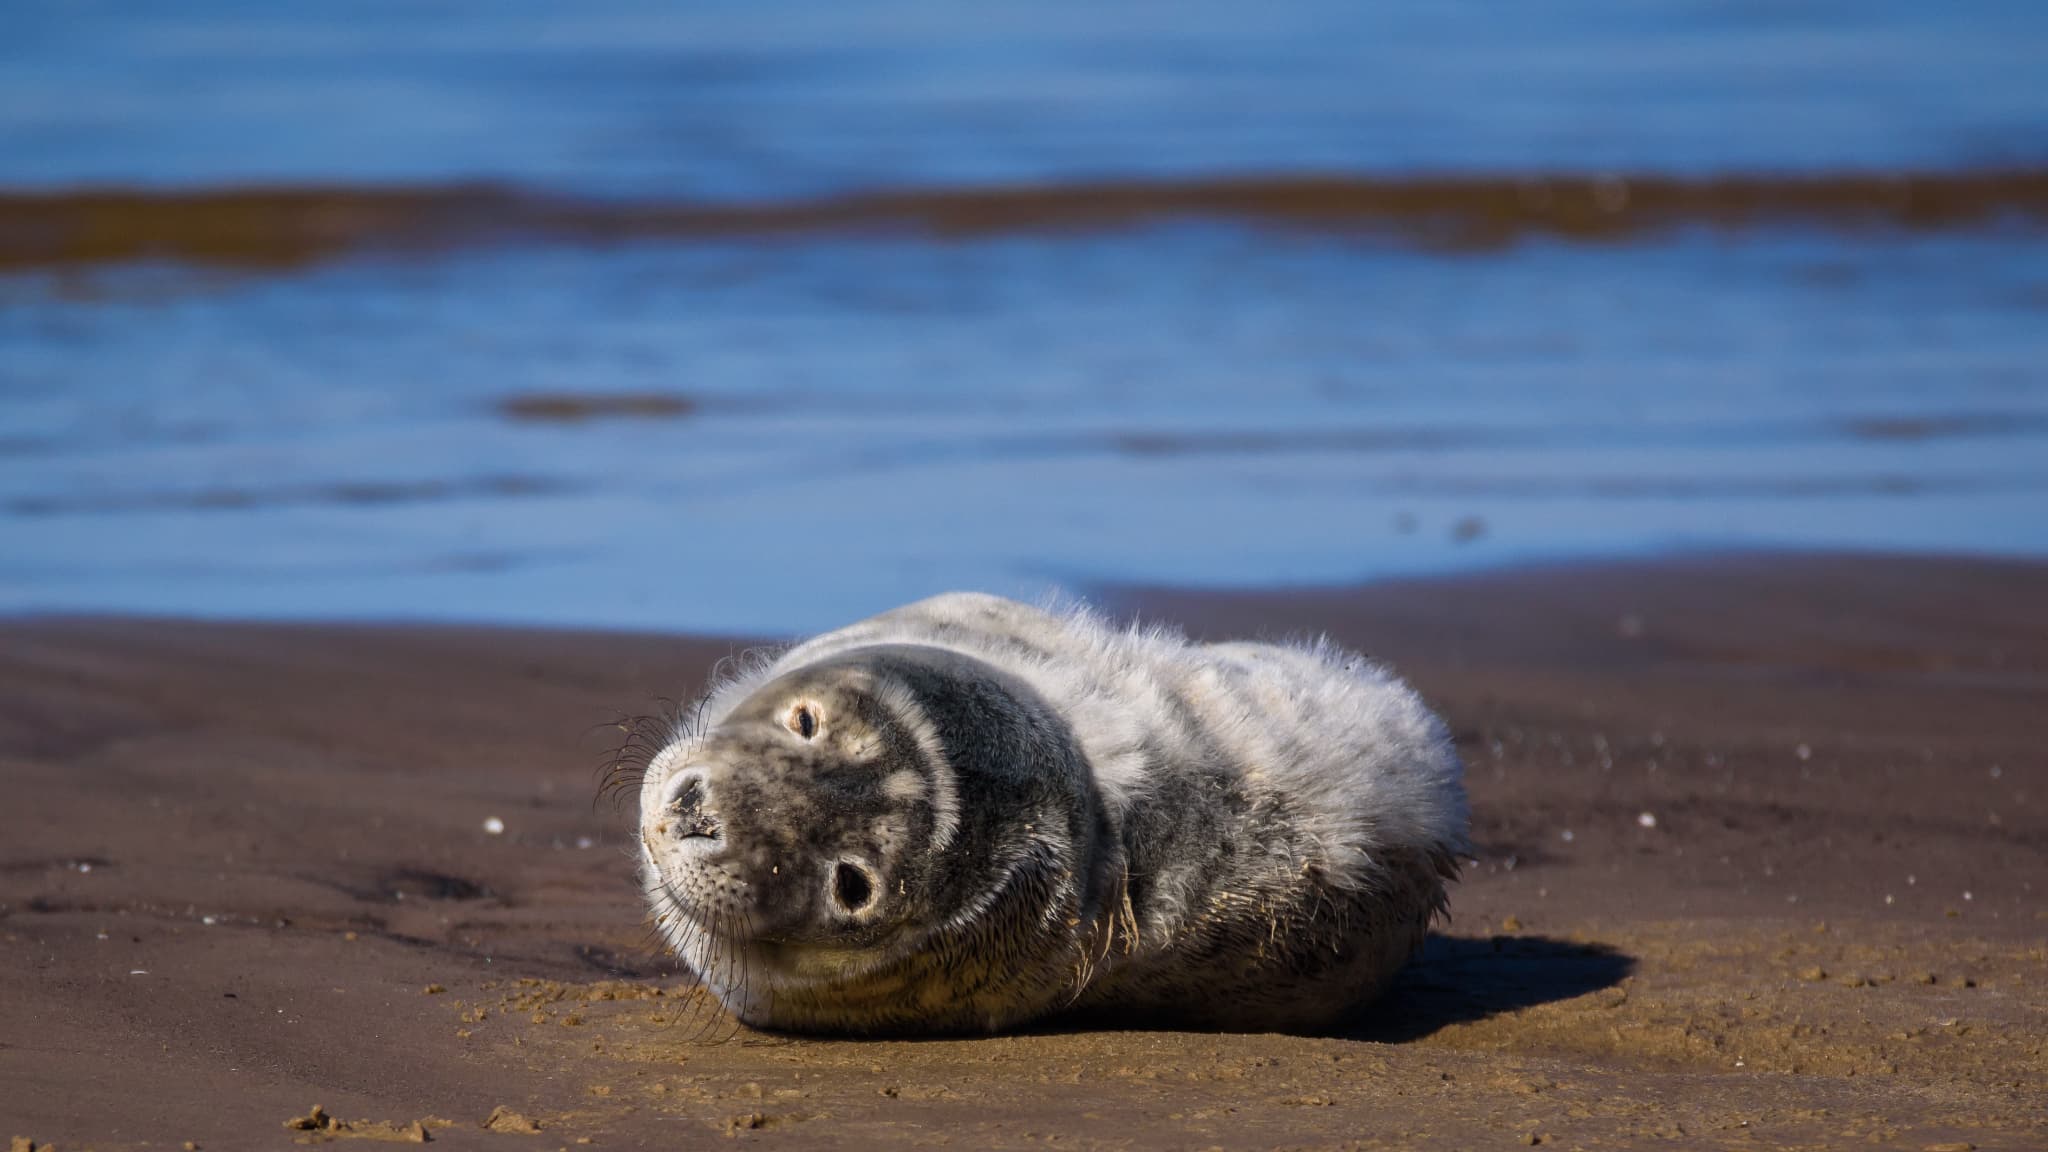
[1343,933,1635,1043]
[1012,932,1632,1041]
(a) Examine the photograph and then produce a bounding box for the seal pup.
[635,593,1467,1035]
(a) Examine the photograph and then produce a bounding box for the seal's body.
[637,593,1467,1035]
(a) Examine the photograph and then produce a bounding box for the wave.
[4,169,2047,271]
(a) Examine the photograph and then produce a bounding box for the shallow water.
[5,225,2044,633]
[2,2,2046,633]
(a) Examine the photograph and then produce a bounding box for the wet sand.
[3,554,2043,1149]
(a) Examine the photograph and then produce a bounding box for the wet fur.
[637,593,1468,1035]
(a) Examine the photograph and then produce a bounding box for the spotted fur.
[637,592,1468,1035]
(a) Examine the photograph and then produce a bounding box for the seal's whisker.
[647,885,712,1039]
[592,706,680,812]
[686,911,721,1043]
[693,905,744,1045]
[675,903,724,1044]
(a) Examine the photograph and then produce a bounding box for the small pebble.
[1636,812,1657,829]
[483,817,506,836]
[1559,829,1575,843]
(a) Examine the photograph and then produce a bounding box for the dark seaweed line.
[3,168,2047,271]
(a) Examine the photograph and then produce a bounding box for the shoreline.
[4,551,2043,1148]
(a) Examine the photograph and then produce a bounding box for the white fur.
[664,592,1467,894]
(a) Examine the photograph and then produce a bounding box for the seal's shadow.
[1339,932,1634,1043]
[1019,933,1632,1040]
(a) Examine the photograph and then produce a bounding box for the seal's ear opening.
[831,859,876,914]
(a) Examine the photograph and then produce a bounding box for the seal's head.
[638,644,1110,1035]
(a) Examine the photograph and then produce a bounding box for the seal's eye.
[788,703,818,740]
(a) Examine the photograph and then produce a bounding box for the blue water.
[6,225,2045,633]
[3,3,2047,633]
[6,0,2046,195]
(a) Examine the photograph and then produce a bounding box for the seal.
[635,592,1467,1035]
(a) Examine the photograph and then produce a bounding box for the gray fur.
[637,593,1468,1035]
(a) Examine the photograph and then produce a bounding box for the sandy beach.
[4,553,2042,1149]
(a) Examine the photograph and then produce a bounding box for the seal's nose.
[656,771,722,845]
